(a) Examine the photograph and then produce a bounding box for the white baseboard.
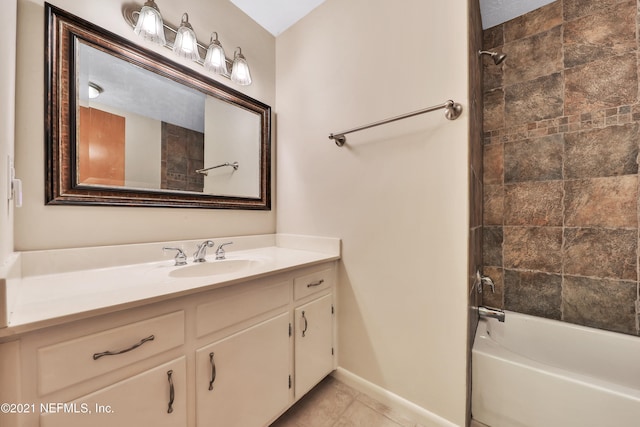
[331,367,461,427]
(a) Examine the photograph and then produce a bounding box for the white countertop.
[0,234,340,338]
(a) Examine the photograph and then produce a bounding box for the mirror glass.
[46,4,271,209]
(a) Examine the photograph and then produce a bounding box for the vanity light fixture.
[124,2,252,85]
[204,32,228,75]
[133,0,166,46]
[231,48,252,86]
[173,13,201,61]
[87,82,103,99]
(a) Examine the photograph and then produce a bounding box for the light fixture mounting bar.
[123,6,233,79]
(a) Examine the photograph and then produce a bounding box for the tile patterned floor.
[270,376,426,427]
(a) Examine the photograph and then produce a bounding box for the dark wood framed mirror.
[45,3,271,209]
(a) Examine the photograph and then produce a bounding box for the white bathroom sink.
[168,259,258,278]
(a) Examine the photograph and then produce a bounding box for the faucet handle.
[475,270,496,294]
[481,276,496,293]
[215,242,233,260]
[163,247,187,266]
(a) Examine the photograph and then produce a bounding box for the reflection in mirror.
[45,3,270,209]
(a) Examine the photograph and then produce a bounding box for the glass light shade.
[173,13,201,61]
[204,33,228,75]
[230,48,252,86]
[88,82,103,99]
[133,0,166,45]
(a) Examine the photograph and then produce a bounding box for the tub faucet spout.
[479,306,505,322]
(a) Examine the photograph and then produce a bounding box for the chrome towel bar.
[328,100,463,146]
[195,161,239,176]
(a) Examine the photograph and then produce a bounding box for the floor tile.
[270,376,422,427]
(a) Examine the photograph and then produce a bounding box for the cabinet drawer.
[38,311,184,395]
[196,281,289,338]
[293,267,333,300]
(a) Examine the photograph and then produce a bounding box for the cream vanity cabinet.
[292,268,336,398]
[193,279,292,427]
[195,314,291,426]
[4,261,336,427]
[24,311,188,427]
[40,357,188,427]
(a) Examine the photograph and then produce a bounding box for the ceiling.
[229,0,556,36]
[479,0,555,28]
[229,0,326,36]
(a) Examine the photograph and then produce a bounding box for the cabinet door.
[40,357,187,427]
[294,293,334,398]
[196,312,290,427]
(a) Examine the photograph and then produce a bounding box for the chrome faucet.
[479,306,505,322]
[215,242,233,260]
[193,240,215,263]
[163,247,187,266]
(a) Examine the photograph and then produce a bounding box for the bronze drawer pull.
[307,279,324,288]
[92,335,155,360]
[167,370,174,414]
[208,352,217,391]
[301,311,308,337]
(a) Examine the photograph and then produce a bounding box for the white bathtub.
[471,310,640,427]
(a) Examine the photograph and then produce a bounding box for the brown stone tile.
[470,226,483,294]
[187,134,205,160]
[563,275,637,334]
[483,24,503,50]
[483,143,503,185]
[503,226,563,272]
[504,1,562,42]
[565,54,638,116]
[564,228,637,280]
[483,226,503,267]
[564,0,627,21]
[564,176,638,228]
[504,134,563,183]
[503,26,563,86]
[482,52,504,91]
[504,181,564,226]
[564,1,636,68]
[470,173,483,228]
[564,123,639,179]
[481,266,504,309]
[483,185,504,226]
[483,88,505,131]
[505,73,563,127]
[471,122,483,173]
[504,269,562,319]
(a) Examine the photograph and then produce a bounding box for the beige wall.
[14,0,276,251]
[0,0,17,264]
[276,0,470,424]
[204,96,261,197]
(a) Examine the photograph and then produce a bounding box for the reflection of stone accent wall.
[482,0,640,335]
[161,122,204,192]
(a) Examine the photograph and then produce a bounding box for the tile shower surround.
[481,0,640,335]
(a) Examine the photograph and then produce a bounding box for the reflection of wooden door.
[79,107,125,186]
